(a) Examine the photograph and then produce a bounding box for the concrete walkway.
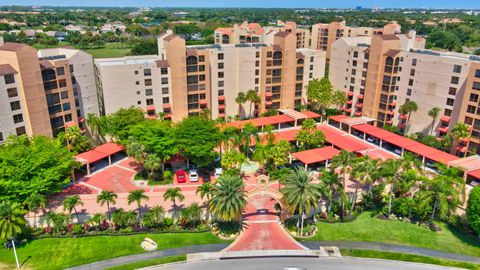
[302,241,480,264]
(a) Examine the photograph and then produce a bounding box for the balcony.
[357,94,364,99]
[346,100,352,105]
[162,103,171,109]
[342,107,351,113]
[199,99,208,105]
[438,126,449,133]
[440,116,451,123]
[218,104,225,109]
[146,105,155,111]
[265,101,272,106]
[355,103,363,108]
[399,114,407,119]
[355,111,362,116]
[218,96,225,101]
[387,111,395,116]
[218,113,225,118]
[265,92,273,97]
[389,101,396,107]
[347,91,354,97]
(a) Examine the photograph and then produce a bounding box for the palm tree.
[209,175,247,221]
[398,100,418,134]
[127,189,149,221]
[235,92,247,118]
[252,143,271,171]
[180,203,202,228]
[240,123,260,157]
[380,159,403,216]
[163,187,185,221]
[24,193,46,227]
[143,205,165,228]
[196,182,213,222]
[281,167,322,236]
[262,124,276,145]
[96,190,118,222]
[246,89,261,119]
[418,174,463,224]
[351,157,380,210]
[126,138,146,166]
[144,154,161,180]
[0,202,27,268]
[86,113,104,144]
[331,150,356,189]
[428,107,441,135]
[450,123,471,157]
[62,195,84,222]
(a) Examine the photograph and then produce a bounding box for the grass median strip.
[104,255,186,270]
[340,249,480,270]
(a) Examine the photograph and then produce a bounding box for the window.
[199,65,205,72]
[0,132,3,142]
[10,101,20,111]
[134,70,139,75]
[473,81,480,91]
[58,79,67,88]
[61,91,69,99]
[467,105,476,114]
[256,51,260,58]
[350,78,355,84]
[43,81,58,91]
[218,90,224,96]
[353,51,358,58]
[408,79,414,86]
[65,113,72,122]
[267,51,272,58]
[407,89,412,96]
[7,88,17,98]
[162,87,169,94]
[69,64,74,73]
[255,61,259,67]
[161,78,168,85]
[198,55,205,62]
[465,116,474,125]
[470,93,479,102]
[410,69,415,76]
[449,87,457,95]
[135,81,140,85]
[145,89,153,96]
[187,75,198,84]
[63,102,71,111]
[16,126,26,136]
[146,99,154,105]
[136,91,141,95]
[163,97,170,104]
[56,67,65,76]
[46,93,60,106]
[218,53,224,60]
[475,69,480,78]
[453,65,462,73]
[363,62,368,69]
[161,68,168,75]
[352,60,357,67]
[444,108,452,116]
[137,101,141,105]
[446,98,455,106]
[255,70,259,76]
[412,58,417,66]
[144,69,151,76]
[218,81,224,87]
[13,114,23,124]
[451,76,459,85]
[144,79,152,86]
[218,72,224,78]
[351,69,356,75]
[218,63,224,69]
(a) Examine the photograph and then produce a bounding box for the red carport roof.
[327,134,372,152]
[405,143,458,165]
[328,114,349,122]
[382,134,420,149]
[301,111,321,118]
[358,148,398,161]
[293,146,340,164]
[94,142,124,155]
[316,125,345,140]
[468,168,480,180]
[75,150,109,164]
[352,124,394,140]
[274,128,300,142]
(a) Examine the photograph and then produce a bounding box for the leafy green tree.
[24,193,46,227]
[221,150,246,169]
[262,124,276,145]
[128,121,178,170]
[467,186,480,236]
[399,100,418,134]
[253,143,272,170]
[427,30,461,51]
[0,136,77,204]
[380,159,402,216]
[196,182,214,222]
[86,113,105,144]
[105,107,145,141]
[45,211,71,233]
[209,175,247,221]
[281,167,321,236]
[0,201,27,241]
[427,107,441,135]
[450,123,471,157]
[130,38,158,55]
[125,137,146,165]
[144,154,162,180]
[127,190,149,221]
[307,78,334,114]
[295,118,326,150]
[331,150,356,189]
[271,140,292,167]
[63,195,84,222]
[163,187,185,221]
[96,190,118,222]
[332,90,347,110]
[174,116,222,167]
[58,126,92,153]
[318,170,345,213]
[142,205,165,228]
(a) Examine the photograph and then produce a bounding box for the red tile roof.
[293,146,340,165]
[301,111,321,118]
[94,142,124,156]
[328,114,349,123]
[224,115,295,129]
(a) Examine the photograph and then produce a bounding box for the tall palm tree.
[418,174,463,223]
[196,182,213,222]
[380,159,403,216]
[450,123,471,157]
[143,205,165,227]
[62,195,84,222]
[180,203,202,227]
[399,100,418,134]
[351,157,379,210]
[86,113,103,144]
[240,123,260,157]
[209,175,247,222]
[163,187,185,221]
[252,143,271,171]
[281,167,322,236]
[144,154,161,180]
[0,202,27,268]
[262,124,276,145]
[246,89,261,119]
[127,189,149,221]
[24,193,46,227]
[428,107,441,135]
[331,150,356,189]
[96,190,118,222]
[235,92,247,118]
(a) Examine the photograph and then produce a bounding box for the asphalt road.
[145,257,463,270]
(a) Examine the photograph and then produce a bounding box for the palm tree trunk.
[173,199,177,221]
[300,212,304,237]
[74,207,80,223]
[352,183,359,210]
[388,183,394,216]
[249,102,253,119]
[107,202,111,222]
[137,201,142,221]
[430,198,438,224]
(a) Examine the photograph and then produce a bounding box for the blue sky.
[5,0,480,9]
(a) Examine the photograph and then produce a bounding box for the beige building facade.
[95,31,326,121]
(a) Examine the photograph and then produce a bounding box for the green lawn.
[0,232,227,270]
[84,47,131,58]
[308,212,480,257]
[341,249,480,270]
[104,255,186,270]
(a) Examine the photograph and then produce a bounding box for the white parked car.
[189,169,199,182]
[214,168,223,179]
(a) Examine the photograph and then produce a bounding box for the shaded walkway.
[225,195,306,251]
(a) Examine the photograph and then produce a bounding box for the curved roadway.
[146,257,462,270]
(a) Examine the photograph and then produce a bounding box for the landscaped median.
[303,211,480,258]
[0,232,229,270]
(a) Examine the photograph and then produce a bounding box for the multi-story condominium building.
[329,32,480,155]
[95,30,326,121]
[0,37,98,140]
[215,20,403,60]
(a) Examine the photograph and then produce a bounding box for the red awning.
[468,169,480,180]
[218,104,225,109]
[347,91,354,96]
[439,126,449,133]
[265,92,273,97]
[387,111,395,116]
[300,111,321,119]
[357,94,364,99]
[265,101,272,105]
[355,112,362,116]
[64,121,76,128]
[440,116,451,122]
[347,100,353,104]
[356,103,363,108]
[328,114,350,123]
[342,108,352,113]
[199,99,208,105]
[146,105,155,111]
[327,134,371,152]
[400,114,407,119]
[75,142,124,164]
[94,142,125,156]
[293,146,340,165]
[218,113,225,117]
[218,96,225,101]
[162,103,171,109]
[223,114,294,129]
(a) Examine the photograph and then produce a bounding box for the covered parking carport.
[75,142,125,176]
[291,146,340,170]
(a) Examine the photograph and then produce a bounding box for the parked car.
[214,168,223,179]
[189,169,199,182]
[176,169,186,183]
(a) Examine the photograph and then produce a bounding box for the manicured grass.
[104,255,186,270]
[341,249,480,270]
[309,212,480,257]
[0,232,228,270]
[84,48,131,58]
